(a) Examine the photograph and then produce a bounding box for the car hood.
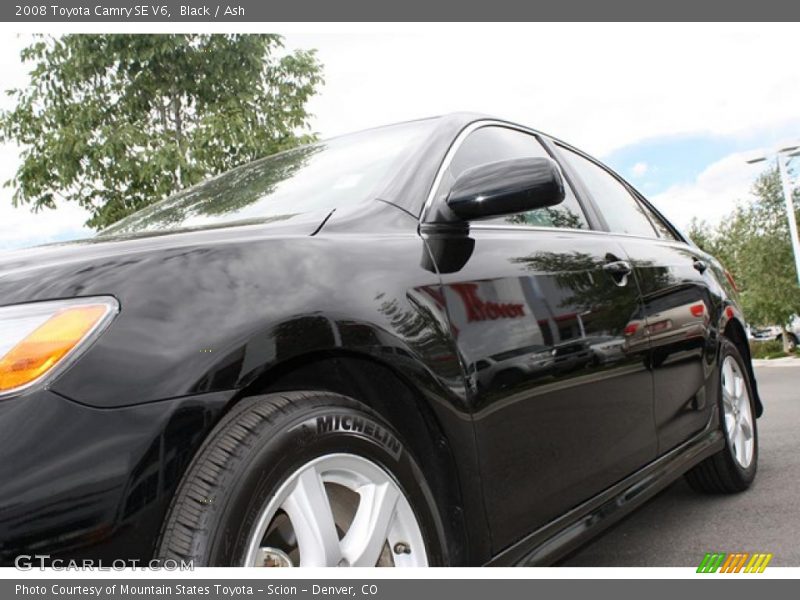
[0,211,328,303]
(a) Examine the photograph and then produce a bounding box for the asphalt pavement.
[563,364,800,567]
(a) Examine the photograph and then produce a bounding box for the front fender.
[32,233,464,411]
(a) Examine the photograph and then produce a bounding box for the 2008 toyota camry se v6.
[0,113,762,567]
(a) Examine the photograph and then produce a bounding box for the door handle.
[693,259,708,274]
[603,260,632,286]
[603,260,632,275]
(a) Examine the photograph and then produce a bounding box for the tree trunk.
[173,95,183,188]
[781,325,794,354]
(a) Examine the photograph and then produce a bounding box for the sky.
[0,24,798,250]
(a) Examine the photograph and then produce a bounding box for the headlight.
[0,297,118,397]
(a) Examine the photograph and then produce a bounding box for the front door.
[423,124,657,552]
[553,141,718,456]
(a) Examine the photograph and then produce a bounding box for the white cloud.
[0,134,92,251]
[632,162,649,177]
[286,23,800,156]
[0,35,92,251]
[0,198,91,250]
[649,152,773,231]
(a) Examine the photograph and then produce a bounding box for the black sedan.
[0,113,761,567]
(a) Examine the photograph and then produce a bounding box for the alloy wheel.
[243,453,428,567]
[720,355,755,469]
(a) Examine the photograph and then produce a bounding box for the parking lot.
[564,364,800,567]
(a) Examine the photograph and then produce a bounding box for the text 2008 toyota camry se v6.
[0,114,762,567]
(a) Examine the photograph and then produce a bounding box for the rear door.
[614,221,718,453]
[555,143,717,455]
[423,124,657,552]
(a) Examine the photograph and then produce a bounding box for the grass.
[749,339,800,360]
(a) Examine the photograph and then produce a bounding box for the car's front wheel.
[685,339,758,493]
[157,391,445,567]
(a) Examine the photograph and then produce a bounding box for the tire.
[157,391,447,567]
[685,339,758,494]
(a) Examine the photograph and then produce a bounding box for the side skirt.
[487,421,725,566]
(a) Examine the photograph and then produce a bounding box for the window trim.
[420,120,600,231]
[552,141,688,242]
[627,187,686,243]
[422,119,689,245]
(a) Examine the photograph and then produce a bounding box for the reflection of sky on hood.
[100,119,437,237]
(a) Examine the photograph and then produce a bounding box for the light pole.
[746,145,800,287]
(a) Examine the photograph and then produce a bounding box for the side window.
[557,145,658,238]
[443,127,588,230]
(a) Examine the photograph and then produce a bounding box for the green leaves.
[690,168,800,327]
[0,34,324,230]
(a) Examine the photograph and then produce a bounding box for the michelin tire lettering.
[298,415,403,460]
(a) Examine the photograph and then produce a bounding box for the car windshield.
[98,119,437,236]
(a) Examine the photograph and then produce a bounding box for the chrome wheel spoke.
[733,374,744,401]
[720,355,754,469]
[724,412,736,437]
[722,390,734,412]
[282,466,342,567]
[737,388,749,414]
[722,360,735,398]
[740,412,754,441]
[735,428,748,466]
[340,482,400,567]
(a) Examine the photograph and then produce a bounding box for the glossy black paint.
[427,226,659,551]
[618,237,721,454]
[0,113,760,566]
[0,201,484,564]
[490,416,726,566]
[445,157,565,222]
[0,388,232,564]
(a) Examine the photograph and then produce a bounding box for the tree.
[0,34,323,229]
[685,217,714,253]
[701,167,800,351]
[735,168,800,350]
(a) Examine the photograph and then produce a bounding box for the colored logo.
[697,552,773,573]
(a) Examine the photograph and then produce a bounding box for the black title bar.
[3,0,800,22]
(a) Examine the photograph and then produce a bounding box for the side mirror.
[446,157,565,221]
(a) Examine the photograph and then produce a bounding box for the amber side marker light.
[0,298,118,395]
